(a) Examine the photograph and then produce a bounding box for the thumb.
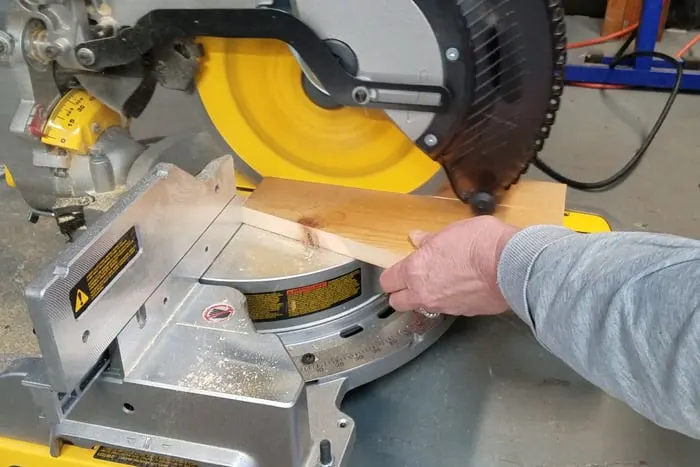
[409,230,432,248]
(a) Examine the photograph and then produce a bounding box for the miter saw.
[0,1,610,466]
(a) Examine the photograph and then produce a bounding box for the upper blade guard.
[425,0,566,213]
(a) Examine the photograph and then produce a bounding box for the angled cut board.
[242,178,566,269]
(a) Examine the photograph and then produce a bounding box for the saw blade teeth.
[431,0,567,199]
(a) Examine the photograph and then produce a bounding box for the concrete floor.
[533,17,700,238]
[2,15,700,467]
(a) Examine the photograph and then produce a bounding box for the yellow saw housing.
[197,38,441,192]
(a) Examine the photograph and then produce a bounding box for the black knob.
[469,192,496,215]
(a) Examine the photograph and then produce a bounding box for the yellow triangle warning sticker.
[74,289,90,313]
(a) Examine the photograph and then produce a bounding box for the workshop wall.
[563,0,607,18]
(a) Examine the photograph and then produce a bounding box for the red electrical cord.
[566,22,639,89]
[567,23,640,50]
[676,33,700,58]
[566,2,700,90]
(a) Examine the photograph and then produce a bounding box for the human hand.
[379,216,520,317]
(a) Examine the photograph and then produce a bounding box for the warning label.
[70,226,140,318]
[247,268,362,322]
[94,446,198,466]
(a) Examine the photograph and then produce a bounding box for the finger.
[379,260,408,293]
[388,289,422,312]
[409,230,434,249]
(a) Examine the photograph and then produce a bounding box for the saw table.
[2,170,699,466]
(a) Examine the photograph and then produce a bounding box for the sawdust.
[86,186,128,212]
[0,357,14,373]
[175,341,293,400]
[223,226,342,278]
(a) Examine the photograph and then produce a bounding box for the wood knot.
[297,217,320,248]
[297,217,320,229]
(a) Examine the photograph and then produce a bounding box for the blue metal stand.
[564,0,700,90]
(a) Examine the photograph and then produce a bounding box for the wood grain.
[242,178,566,269]
[658,0,672,40]
[603,0,628,37]
[602,0,670,40]
[624,0,643,34]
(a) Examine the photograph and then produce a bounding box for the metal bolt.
[44,43,61,59]
[0,31,15,59]
[445,47,460,62]
[423,134,438,147]
[319,439,333,467]
[53,168,69,178]
[88,147,104,159]
[351,86,370,105]
[301,353,316,365]
[96,23,115,38]
[76,48,96,66]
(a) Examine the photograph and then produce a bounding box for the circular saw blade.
[197,38,443,194]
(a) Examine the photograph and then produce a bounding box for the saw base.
[0,156,453,467]
[0,191,611,467]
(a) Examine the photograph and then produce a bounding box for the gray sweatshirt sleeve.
[497,225,700,439]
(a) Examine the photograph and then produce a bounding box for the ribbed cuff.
[497,225,576,328]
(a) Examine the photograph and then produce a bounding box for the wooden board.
[241,178,566,269]
[602,0,629,37]
[602,0,671,40]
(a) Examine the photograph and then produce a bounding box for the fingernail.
[409,230,428,248]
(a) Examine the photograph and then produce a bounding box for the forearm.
[497,226,700,439]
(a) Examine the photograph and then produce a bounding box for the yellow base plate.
[0,437,108,466]
[563,210,612,233]
[0,437,200,466]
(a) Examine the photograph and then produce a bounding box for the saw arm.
[73,0,565,212]
[3,0,565,220]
